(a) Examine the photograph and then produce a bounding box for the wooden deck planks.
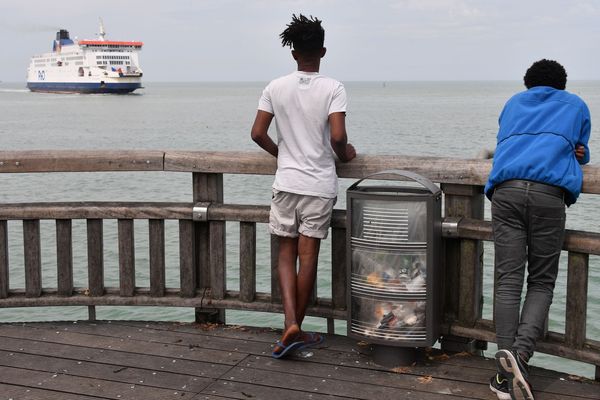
[0,365,195,399]
[0,349,211,393]
[0,336,230,378]
[0,383,101,400]
[64,321,600,398]
[0,323,245,365]
[0,321,597,400]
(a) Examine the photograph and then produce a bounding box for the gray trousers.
[491,181,566,360]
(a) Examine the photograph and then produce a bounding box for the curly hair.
[523,59,567,90]
[280,14,324,53]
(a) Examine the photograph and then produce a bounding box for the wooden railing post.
[193,172,226,323]
[179,220,196,297]
[23,220,42,298]
[0,220,8,299]
[118,219,135,297]
[149,219,166,297]
[270,234,281,303]
[330,225,347,334]
[565,252,589,348]
[87,219,104,297]
[56,219,73,296]
[440,183,485,353]
[86,218,103,321]
[239,221,256,302]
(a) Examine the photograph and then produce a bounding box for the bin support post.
[440,183,485,354]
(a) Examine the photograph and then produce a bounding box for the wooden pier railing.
[0,150,599,380]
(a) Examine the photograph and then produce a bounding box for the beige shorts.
[269,189,336,239]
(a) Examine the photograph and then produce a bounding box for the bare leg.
[295,234,321,327]
[276,236,301,347]
[274,235,321,352]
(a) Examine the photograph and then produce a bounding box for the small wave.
[0,88,29,93]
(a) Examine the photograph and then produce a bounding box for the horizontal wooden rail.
[455,217,600,255]
[1,204,599,255]
[0,202,193,220]
[0,290,345,319]
[3,150,600,193]
[0,150,164,172]
[444,319,600,365]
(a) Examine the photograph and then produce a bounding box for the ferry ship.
[27,21,143,94]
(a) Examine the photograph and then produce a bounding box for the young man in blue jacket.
[251,14,356,359]
[485,59,591,400]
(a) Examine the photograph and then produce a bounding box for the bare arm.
[329,112,356,162]
[575,145,586,161]
[251,110,278,157]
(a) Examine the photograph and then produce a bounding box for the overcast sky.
[2,0,600,82]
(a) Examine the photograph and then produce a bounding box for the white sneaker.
[495,349,534,400]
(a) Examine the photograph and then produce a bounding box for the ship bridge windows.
[97,55,131,60]
[84,44,140,50]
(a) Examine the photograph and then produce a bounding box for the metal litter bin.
[346,170,442,365]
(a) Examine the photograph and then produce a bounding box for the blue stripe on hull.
[27,81,142,94]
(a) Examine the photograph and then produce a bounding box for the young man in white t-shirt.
[251,14,356,359]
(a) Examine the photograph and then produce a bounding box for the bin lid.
[348,170,441,196]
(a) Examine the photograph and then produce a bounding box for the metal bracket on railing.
[192,202,211,221]
[441,216,462,238]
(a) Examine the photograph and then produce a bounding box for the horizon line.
[3,79,600,84]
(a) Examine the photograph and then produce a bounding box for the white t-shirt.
[258,71,347,198]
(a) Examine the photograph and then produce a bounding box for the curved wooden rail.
[0,150,598,379]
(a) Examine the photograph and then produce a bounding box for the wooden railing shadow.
[0,150,598,379]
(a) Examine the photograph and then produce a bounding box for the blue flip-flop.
[271,340,304,359]
[299,332,324,350]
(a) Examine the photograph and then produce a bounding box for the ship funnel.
[56,29,70,41]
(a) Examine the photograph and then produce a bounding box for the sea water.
[0,80,599,378]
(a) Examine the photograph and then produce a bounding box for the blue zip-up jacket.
[485,86,591,206]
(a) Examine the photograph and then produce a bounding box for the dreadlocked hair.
[524,59,567,90]
[280,14,324,53]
